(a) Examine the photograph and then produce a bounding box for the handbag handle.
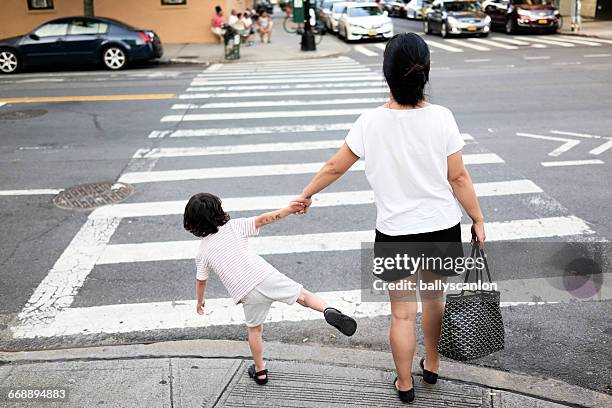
[460,244,493,295]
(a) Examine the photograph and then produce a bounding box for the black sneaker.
[324,307,357,336]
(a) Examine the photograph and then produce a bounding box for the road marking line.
[179,87,387,99]
[186,81,385,92]
[0,94,176,104]
[449,39,490,51]
[549,130,609,139]
[193,71,373,82]
[524,55,551,60]
[119,153,503,184]
[374,43,387,51]
[0,189,62,196]
[0,102,6,107]
[539,36,601,46]
[191,76,381,86]
[424,39,463,52]
[133,140,344,158]
[212,57,356,67]
[96,216,593,265]
[514,37,574,47]
[589,139,612,155]
[541,159,604,167]
[161,108,367,122]
[468,38,517,50]
[464,58,491,63]
[516,132,580,157]
[552,61,581,66]
[556,35,612,45]
[462,133,474,140]
[171,97,387,110]
[197,67,369,77]
[205,63,223,72]
[583,53,611,58]
[490,37,531,46]
[163,123,353,138]
[354,45,379,56]
[90,180,543,219]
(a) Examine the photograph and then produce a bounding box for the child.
[183,193,357,385]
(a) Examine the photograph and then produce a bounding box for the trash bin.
[223,25,240,60]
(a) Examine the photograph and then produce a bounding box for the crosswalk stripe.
[119,153,504,184]
[91,180,543,219]
[541,159,604,167]
[0,188,63,196]
[424,39,463,52]
[198,65,367,76]
[191,75,382,86]
[468,38,518,50]
[374,43,387,51]
[490,37,532,46]
[354,45,379,56]
[171,97,387,110]
[536,36,601,47]
[96,216,593,265]
[193,71,373,82]
[186,82,385,92]
[515,36,575,47]
[133,140,344,158]
[557,35,612,45]
[163,123,354,138]
[209,56,353,66]
[448,39,490,51]
[160,108,367,122]
[179,88,387,99]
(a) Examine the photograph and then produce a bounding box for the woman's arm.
[195,279,207,315]
[447,150,485,246]
[298,143,360,210]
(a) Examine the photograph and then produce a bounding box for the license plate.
[467,26,477,31]
[368,29,377,36]
[538,19,548,24]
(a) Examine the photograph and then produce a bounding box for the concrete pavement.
[2,340,611,407]
[560,19,612,40]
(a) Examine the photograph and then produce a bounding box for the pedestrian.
[238,11,254,46]
[257,10,273,43]
[293,33,486,404]
[228,8,238,26]
[211,5,226,44]
[184,193,357,385]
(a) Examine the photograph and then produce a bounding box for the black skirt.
[374,223,464,282]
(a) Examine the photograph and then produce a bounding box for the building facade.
[1,0,254,44]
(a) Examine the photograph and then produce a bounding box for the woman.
[257,11,273,44]
[211,6,226,44]
[295,33,485,403]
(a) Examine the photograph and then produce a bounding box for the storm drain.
[53,182,133,210]
[217,361,486,407]
[0,109,47,121]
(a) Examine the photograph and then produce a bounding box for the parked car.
[338,2,394,41]
[329,2,350,33]
[384,0,408,17]
[423,0,491,37]
[406,0,429,19]
[483,0,560,34]
[319,0,347,31]
[0,16,162,74]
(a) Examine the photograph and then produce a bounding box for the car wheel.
[505,18,516,34]
[0,48,20,74]
[423,19,431,34]
[102,46,127,70]
[441,22,449,38]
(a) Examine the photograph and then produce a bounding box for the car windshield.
[443,1,480,12]
[333,4,347,13]
[349,6,384,16]
[513,0,551,5]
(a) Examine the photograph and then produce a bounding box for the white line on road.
[171,97,387,110]
[164,123,353,138]
[490,37,531,46]
[516,132,580,157]
[0,102,6,107]
[468,38,518,50]
[552,61,581,66]
[424,39,463,52]
[96,216,593,265]
[538,36,601,46]
[161,108,367,122]
[133,140,344,158]
[90,180,543,219]
[354,45,379,56]
[447,39,490,51]
[198,65,367,76]
[524,55,551,60]
[118,153,504,184]
[464,58,491,63]
[190,75,382,86]
[374,43,387,51]
[541,159,605,167]
[179,87,387,99]
[557,35,612,45]
[186,81,385,92]
[462,133,474,140]
[583,53,611,58]
[0,189,63,196]
[205,63,223,72]
[193,70,372,81]
[514,36,575,47]
[549,130,609,139]
[589,139,612,155]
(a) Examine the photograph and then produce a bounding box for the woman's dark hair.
[383,33,430,107]
[183,193,230,237]
[215,5,222,14]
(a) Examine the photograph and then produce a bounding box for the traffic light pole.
[301,0,316,51]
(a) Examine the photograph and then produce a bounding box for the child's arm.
[196,279,207,315]
[255,202,304,229]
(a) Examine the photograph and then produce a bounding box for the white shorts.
[241,270,302,327]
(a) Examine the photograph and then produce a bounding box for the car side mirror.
[29,33,40,41]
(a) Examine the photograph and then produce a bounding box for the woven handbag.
[438,245,505,361]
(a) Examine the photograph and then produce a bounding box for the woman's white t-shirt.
[345,104,465,236]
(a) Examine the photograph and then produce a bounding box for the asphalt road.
[0,24,611,395]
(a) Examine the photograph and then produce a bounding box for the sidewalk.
[560,18,612,40]
[161,16,350,65]
[2,340,610,407]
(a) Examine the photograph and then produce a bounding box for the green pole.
[84,0,94,17]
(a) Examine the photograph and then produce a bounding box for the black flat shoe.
[420,358,438,385]
[324,307,357,336]
[248,364,268,385]
[393,375,415,403]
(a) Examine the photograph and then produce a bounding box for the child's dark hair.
[183,193,230,237]
[383,33,430,107]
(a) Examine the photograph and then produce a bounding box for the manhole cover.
[53,182,133,210]
[0,109,47,121]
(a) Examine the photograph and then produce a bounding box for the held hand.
[196,300,205,315]
[471,221,486,249]
[291,194,312,214]
[286,201,306,215]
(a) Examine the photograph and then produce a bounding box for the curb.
[162,50,346,66]
[2,340,610,408]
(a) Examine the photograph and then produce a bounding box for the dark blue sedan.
[0,16,163,74]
